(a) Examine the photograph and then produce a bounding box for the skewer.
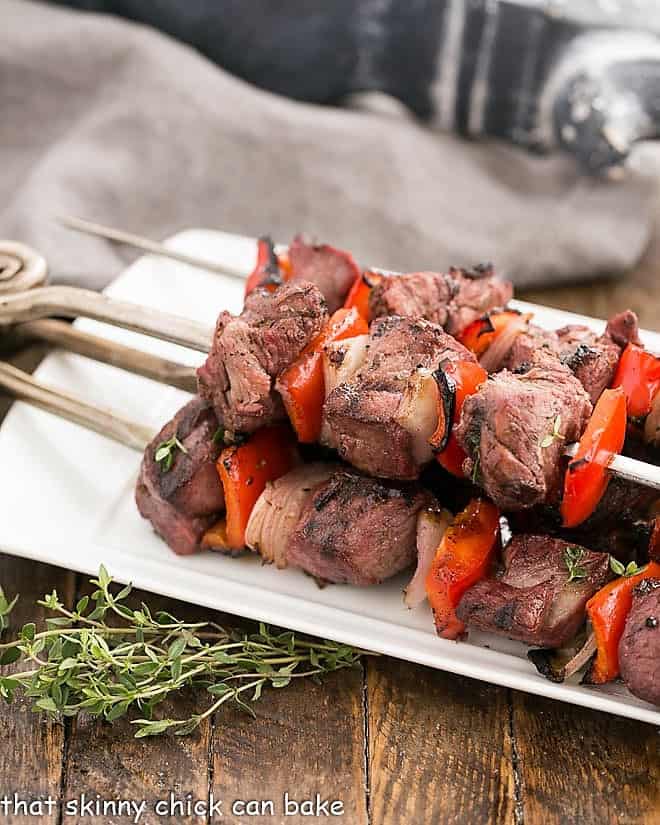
[5,319,197,393]
[563,442,660,492]
[0,362,153,451]
[59,215,247,281]
[4,233,660,492]
[0,285,213,352]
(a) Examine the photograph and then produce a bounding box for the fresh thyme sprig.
[564,545,588,583]
[154,434,188,472]
[0,567,364,738]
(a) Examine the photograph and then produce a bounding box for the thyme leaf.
[154,434,188,472]
[564,545,588,583]
[541,415,564,449]
[609,557,643,578]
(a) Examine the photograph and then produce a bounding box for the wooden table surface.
[2,241,660,824]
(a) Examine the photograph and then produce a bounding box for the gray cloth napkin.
[1,0,658,290]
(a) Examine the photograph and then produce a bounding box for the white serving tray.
[1,229,659,725]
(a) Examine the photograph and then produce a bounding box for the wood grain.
[0,556,75,825]
[512,691,660,825]
[60,586,214,824]
[210,660,368,825]
[366,657,516,825]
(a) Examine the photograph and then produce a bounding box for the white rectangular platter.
[1,228,659,725]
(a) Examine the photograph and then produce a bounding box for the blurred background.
[2,0,660,325]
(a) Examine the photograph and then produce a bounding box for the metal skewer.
[0,361,153,451]
[59,215,247,281]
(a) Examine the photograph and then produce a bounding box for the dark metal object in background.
[52,0,660,174]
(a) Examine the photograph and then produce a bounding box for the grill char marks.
[323,316,475,479]
[135,397,225,556]
[456,350,592,510]
[456,535,611,648]
[368,266,512,335]
[197,280,329,439]
[246,462,430,585]
[618,578,660,706]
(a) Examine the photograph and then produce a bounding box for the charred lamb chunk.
[197,280,328,439]
[456,351,592,510]
[556,310,640,404]
[287,235,361,312]
[135,397,225,556]
[323,316,476,479]
[368,265,513,336]
[618,578,660,705]
[503,324,560,372]
[456,535,611,648]
[246,463,431,585]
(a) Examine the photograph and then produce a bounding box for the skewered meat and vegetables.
[367,265,512,335]
[618,578,660,705]
[277,307,368,442]
[197,280,329,439]
[135,397,225,556]
[132,232,660,706]
[322,315,474,479]
[456,535,611,648]
[456,351,592,510]
[246,463,431,585]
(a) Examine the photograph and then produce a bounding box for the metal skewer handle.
[0,362,154,451]
[0,286,213,352]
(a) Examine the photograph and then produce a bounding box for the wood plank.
[210,659,368,825]
[512,691,660,825]
[60,586,213,824]
[366,657,515,825]
[0,556,75,825]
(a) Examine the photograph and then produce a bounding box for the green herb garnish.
[0,567,363,738]
[564,545,588,583]
[540,415,564,449]
[154,434,188,472]
[212,427,225,446]
[609,557,643,578]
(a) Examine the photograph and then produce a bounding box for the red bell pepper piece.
[611,342,660,419]
[433,361,488,477]
[585,561,660,684]
[425,499,500,640]
[217,425,299,550]
[343,270,383,322]
[459,310,524,358]
[244,237,287,297]
[561,387,627,528]
[277,307,368,443]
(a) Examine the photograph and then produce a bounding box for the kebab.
[2,241,660,707]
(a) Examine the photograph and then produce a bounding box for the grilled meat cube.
[246,462,430,585]
[368,265,512,335]
[503,324,560,372]
[323,316,475,479]
[197,280,328,439]
[456,351,592,510]
[135,397,225,556]
[619,578,660,705]
[556,310,639,404]
[287,235,361,312]
[456,535,611,648]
